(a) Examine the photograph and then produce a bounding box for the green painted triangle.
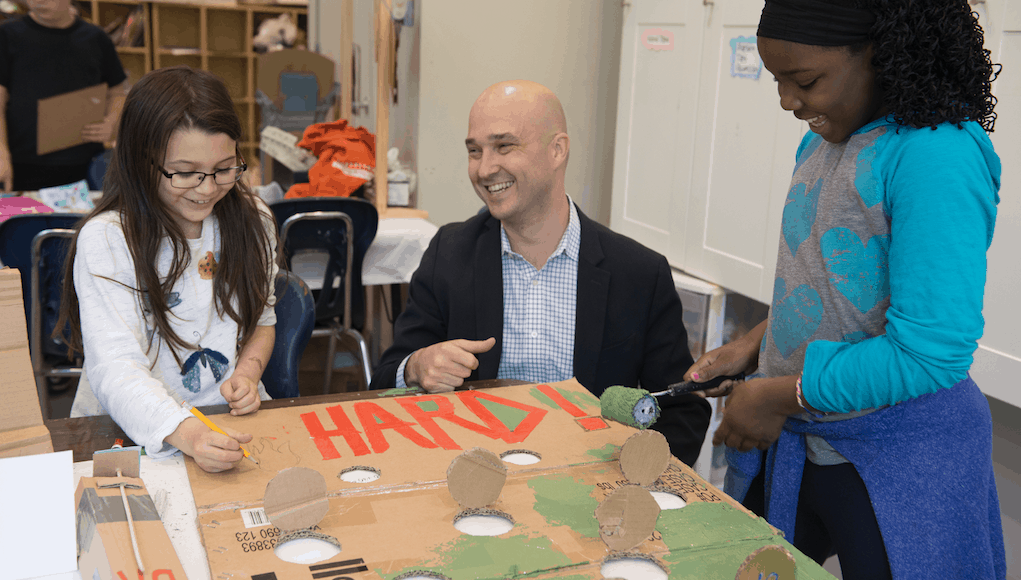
[479,397,531,432]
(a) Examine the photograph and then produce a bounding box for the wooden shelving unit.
[80,0,152,87]
[151,2,308,164]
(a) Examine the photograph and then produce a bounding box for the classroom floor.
[46,332,369,420]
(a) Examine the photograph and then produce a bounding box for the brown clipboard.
[36,83,107,155]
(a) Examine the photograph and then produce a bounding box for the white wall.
[417,0,624,227]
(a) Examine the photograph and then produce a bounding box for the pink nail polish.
[692,372,700,381]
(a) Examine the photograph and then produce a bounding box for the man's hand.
[0,149,12,192]
[405,337,497,393]
[712,377,798,452]
[165,417,253,473]
[81,115,117,144]
[220,374,261,415]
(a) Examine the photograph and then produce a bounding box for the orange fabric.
[284,119,376,199]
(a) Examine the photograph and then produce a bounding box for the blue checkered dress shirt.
[395,198,581,387]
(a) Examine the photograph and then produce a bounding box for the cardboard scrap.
[37,83,107,155]
[265,466,329,532]
[93,446,142,478]
[594,484,661,552]
[736,545,797,580]
[0,268,54,458]
[446,447,506,510]
[619,430,670,487]
[74,476,186,580]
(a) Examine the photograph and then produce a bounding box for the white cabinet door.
[609,0,706,267]
[974,0,1021,408]
[683,0,805,304]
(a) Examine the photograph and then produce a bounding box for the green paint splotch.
[586,443,617,462]
[657,502,836,580]
[376,534,575,580]
[479,397,530,431]
[416,400,440,413]
[529,386,559,409]
[557,386,599,410]
[377,386,423,397]
[527,474,600,539]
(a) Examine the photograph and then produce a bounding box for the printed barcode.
[241,507,269,529]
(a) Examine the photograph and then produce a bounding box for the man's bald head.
[465,80,571,230]
[469,80,567,145]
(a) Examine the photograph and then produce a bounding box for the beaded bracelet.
[795,374,827,419]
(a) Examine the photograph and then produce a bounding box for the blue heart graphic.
[854,144,881,208]
[821,228,890,314]
[782,179,823,257]
[771,278,823,359]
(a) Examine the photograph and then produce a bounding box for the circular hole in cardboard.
[499,449,542,465]
[339,465,381,483]
[600,555,667,580]
[392,572,451,580]
[453,509,515,536]
[650,491,686,510]
[274,536,341,564]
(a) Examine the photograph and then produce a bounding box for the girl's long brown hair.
[56,66,276,367]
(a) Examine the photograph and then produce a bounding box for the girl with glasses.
[57,66,279,473]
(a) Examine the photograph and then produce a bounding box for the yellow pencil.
[187,405,260,465]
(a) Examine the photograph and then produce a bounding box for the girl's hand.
[684,332,762,398]
[712,377,799,451]
[220,374,261,415]
[166,417,253,472]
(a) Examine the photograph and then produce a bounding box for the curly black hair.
[851,0,1000,131]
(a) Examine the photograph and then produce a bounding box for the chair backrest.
[0,214,85,360]
[31,229,80,373]
[262,270,316,399]
[269,197,378,330]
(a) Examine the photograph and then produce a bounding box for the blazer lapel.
[474,215,503,379]
[574,210,609,388]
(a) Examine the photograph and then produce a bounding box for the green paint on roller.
[416,400,440,413]
[528,474,600,539]
[600,385,660,428]
[376,534,573,580]
[377,386,424,397]
[586,443,617,462]
[479,397,530,431]
[529,386,560,409]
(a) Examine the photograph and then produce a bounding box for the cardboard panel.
[0,268,52,457]
[184,380,624,508]
[37,84,107,155]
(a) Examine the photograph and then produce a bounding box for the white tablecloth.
[290,217,438,289]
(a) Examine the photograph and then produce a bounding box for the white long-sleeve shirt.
[70,208,277,458]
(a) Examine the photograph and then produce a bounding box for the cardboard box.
[185,380,836,579]
[74,476,187,580]
[0,268,54,458]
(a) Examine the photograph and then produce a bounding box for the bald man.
[369,81,711,465]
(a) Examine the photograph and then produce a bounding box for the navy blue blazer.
[369,205,711,464]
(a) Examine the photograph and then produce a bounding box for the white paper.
[0,450,77,580]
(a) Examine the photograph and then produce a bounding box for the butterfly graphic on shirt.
[181,347,229,393]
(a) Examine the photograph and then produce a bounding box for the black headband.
[757,0,875,47]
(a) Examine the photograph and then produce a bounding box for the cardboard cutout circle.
[619,430,670,486]
[264,466,329,532]
[735,545,797,580]
[446,448,507,509]
[594,485,661,551]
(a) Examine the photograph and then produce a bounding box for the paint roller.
[600,373,746,429]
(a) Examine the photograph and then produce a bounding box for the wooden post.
[340,0,354,121]
[373,0,391,218]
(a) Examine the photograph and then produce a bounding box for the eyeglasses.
[156,161,248,189]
